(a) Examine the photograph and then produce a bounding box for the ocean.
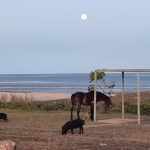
[0,73,150,93]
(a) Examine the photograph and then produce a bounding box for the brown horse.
[70,91,112,121]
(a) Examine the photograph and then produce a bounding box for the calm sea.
[0,73,150,93]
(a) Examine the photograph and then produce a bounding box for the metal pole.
[137,72,140,125]
[122,72,125,119]
[94,71,97,122]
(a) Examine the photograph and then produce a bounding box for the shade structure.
[94,68,150,124]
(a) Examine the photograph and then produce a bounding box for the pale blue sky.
[0,0,150,74]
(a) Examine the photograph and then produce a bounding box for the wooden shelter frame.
[94,69,150,124]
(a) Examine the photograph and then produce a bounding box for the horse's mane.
[86,90,109,98]
[71,91,111,104]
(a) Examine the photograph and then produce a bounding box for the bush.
[89,71,105,83]
[0,99,150,115]
[0,100,70,111]
[124,102,137,114]
[124,102,150,115]
[140,103,150,115]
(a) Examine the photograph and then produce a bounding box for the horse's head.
[95,91,112,110]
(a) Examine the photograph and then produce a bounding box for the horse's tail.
[71,93,75,105]
[70,93,76,120]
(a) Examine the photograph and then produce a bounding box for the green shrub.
[0,100,70,111]
[0,99,150,115]
[124,102,137,114]
[110,101,150,115]
[140,103,150,115]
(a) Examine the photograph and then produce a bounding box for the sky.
[0,0,150,74]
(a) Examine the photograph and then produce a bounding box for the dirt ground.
[0,109,150,150]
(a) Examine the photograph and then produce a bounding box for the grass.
[0,99,71,111]
[0,109,150,150]
[0,92,150,149]
[1,92,150,115]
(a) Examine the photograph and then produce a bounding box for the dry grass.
[0,109,150,150]
[0,91,150,149]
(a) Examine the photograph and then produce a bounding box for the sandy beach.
[0,91,150,102]
[0,92,71,102]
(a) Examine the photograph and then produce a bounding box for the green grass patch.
[0,100,71,111]
[111,101,150,115]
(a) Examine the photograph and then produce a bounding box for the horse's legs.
[84,106,90,120]
[71,104,81,120]
[71,128,74,134]
[77,105,81,119]
[90,104,94,121]
[70,105,74,120]
[79,126,83,134]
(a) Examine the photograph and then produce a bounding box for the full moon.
[81,13,87,20]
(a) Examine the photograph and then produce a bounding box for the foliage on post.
[89,71,105,83]
[88,71,105,91]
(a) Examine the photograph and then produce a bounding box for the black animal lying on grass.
[0,113,8,121]
[62,119,85,135]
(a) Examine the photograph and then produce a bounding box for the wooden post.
[122,72,125,119]
[94,71,97,122]
[137,72,140,125]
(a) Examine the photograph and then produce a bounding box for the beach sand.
[0,92,71,102]
[0,91,150,103]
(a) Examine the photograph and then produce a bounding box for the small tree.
[88,71,105,91]
[88,71,116,96]
[89,71,105,83]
